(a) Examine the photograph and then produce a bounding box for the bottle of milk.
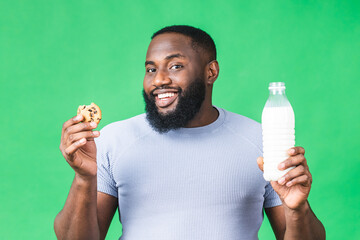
[261,82,295,181]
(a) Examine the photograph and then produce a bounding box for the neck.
[185,101,219,128]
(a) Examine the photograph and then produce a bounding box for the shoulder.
[96,113,153,147]
[100,113,149,134]
[221,108,262,135]
[223,109,261,128]
[220,108,263,151]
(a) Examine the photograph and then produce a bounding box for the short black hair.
[152,25,216,61]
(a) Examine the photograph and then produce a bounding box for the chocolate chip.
[88,109,92,112]
[90,113,93,117]
[94,111,97,114]
[82,106,86,109]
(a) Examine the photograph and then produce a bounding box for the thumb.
[257,157,264,172]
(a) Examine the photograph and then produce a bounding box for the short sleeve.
[95,132,118,198]
[263,182,282,208]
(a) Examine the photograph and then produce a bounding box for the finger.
[64,138,87,158]
[67,131,100,144]
[64,121,98,140]
[288,146,305,156]
[63,138,87,159]
[257,157,264,172]
[284,174,311,187]
[62,114,84,135]
[277,165,307,185]
[278,154,306,170]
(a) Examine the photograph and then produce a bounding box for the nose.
[152,69,172,87]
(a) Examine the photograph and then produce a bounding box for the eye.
[146,68,156,73]
[170,64,183,70]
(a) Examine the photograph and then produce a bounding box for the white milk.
[261,83,295,181]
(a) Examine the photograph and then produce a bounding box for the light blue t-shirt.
[95,107,282,240]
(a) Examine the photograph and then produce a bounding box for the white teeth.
[158,92,175,99]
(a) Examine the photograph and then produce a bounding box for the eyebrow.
[145,53,186,66]
[145,60,155,66]
[165,53,186,60]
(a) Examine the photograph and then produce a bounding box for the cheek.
[169,71,191,87]
[143,76,152,91]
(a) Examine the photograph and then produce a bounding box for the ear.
[206,60,219,85]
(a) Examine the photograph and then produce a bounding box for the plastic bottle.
[261,82,295,181]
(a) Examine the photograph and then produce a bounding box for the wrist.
[284,201,310,221]
[74,173,97,188]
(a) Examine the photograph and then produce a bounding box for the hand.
[257,147,313,210]
[59,114,100,179]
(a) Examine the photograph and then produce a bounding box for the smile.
[155,92,179,108]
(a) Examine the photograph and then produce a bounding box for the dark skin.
[257,149,326,239]
[54,32,325,240]
[143,32,219,127]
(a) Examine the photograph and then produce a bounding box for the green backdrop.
[1,0,359,239]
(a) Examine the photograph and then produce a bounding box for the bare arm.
[265,206,286,240]
[265,203,325,240]
[54,115,117,240]
[54,175,99,240]
[282,201,325,239]
[97,193,118,240]
[54,180,118,240]
[258,146,325,239]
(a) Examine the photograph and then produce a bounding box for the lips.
[155,91,179,108]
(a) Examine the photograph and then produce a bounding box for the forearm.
[284,201,325,240]
[54,174,100,240]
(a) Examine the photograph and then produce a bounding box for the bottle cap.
[269,82,285,90]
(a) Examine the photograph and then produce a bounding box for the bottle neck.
[265,84,291,108]
[269,88,286,96]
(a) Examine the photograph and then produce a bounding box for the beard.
[143,78,206,133]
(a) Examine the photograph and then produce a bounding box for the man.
[54,25,325,239]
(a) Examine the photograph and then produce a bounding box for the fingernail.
[288,148,295,154]
[90,122,97,128]
[278,177,286,185]
[278,163,286,170]
[79,138,86,143]
[93,131,100,136]
[286,181,292,187]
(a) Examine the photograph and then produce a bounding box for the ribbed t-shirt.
[95,106,282,240]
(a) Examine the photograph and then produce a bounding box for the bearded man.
[55,25,325,240]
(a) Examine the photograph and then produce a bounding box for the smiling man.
[55,25,325,240]
[143,29,218,133]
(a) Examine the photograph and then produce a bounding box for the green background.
[1,0,359,239]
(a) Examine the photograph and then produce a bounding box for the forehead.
[146,33,197,60]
